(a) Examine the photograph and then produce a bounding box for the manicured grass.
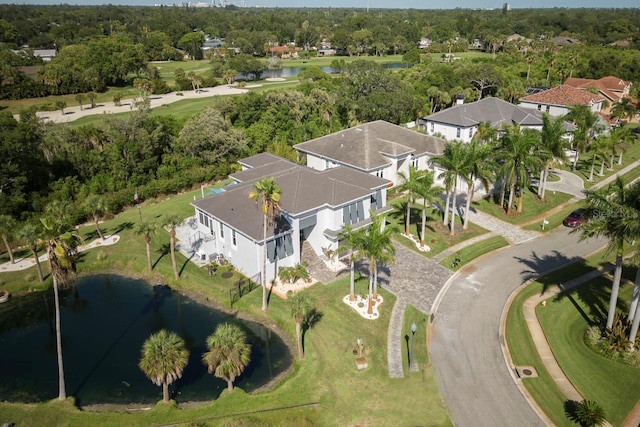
[439,235,510,270]
[386,198,489,257]
[539,275,640,426]
[506,249,640,426]
[402,304,430,374]
[523,201,585,233]
[474,188,574,225]
[0,189,451,426]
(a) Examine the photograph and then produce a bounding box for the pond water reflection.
[0,275,291,406]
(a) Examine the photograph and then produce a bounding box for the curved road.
[430,227,605,426]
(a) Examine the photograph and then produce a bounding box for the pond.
[238,62,410,80]
[0,275,291,406]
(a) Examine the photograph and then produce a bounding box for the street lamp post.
[410,322,418,372]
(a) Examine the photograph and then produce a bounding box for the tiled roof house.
[190,153,391,283]
[519,85,606,117]
[564,76,632,104]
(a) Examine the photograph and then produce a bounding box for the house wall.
[519,101,601,117]
[425,121,474,142]
[306,154,339,171]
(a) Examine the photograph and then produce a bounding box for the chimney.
[456,94,465,105]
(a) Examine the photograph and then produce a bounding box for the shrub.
[575,400,607,427]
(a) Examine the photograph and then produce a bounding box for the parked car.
[563,208,586,227]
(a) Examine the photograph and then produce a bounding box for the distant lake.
[238,62,410,80]
[0,275,291,406]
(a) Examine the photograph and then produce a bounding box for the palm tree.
[413,170,443,246]
[359,212,397,313]
[496,125,544,215]
[40,203,82,401]
[472,121,497,145]
[460,141,494,230]
[574,177,639,330]
[138,330,189,403]
[83,194,108,240]
[337,224,364,301]
[574,400,607,427]
[586,135,608,182]
[249,178,282,311]
[0,214,16,264]
[565,105,598,171]
[288,292,314,360]
[432,142,466,236]
[610,126,635,166]
[135,221,158,272]
[610,97,637,124]
[397,166,423,236]
[202,323,251,392]
[538,113,567,199]
[162,214,183,280]
[15,223,44,282]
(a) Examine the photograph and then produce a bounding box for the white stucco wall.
[425,121,473,142]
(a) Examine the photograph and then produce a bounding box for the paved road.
[430,227,605,427]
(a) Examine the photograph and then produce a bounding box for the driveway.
[429,227,605,427]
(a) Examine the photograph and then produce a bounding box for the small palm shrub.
[583,314,640,366]
[278,262,310,284]
[575,399,606,427]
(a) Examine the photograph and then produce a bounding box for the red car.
[563,209,586,227]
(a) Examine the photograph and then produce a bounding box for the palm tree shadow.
[153,243,170,269]
[514,249,610,325]
[514,250,585,294]
[302,309,323,354]
[113,221,134,235]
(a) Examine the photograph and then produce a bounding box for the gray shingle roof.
[294,120,446,172]
[424,97,544,128]
[192,157,390,242]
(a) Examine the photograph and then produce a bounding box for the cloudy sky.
[1,0,638,8]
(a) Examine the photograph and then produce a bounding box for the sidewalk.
[0,235,120,273]
[518,265,640,427]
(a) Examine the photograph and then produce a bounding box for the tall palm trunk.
[349,250,356,301]
[420,204,427,246]
[628,268,640,346]
[609,154,614,170]
[443,191,451,227]
[367,274,374,315]
[30,244,44,282]
[618,151,623,165]
[169,231,179,280]
[295,317,303,360]
[261,214,268,311]
[463,181,473,230]
[599,159,605,176]
[540,166,549,200]
[449,178,457,236]
[589,156,596,181]
[537,169,544,198]
[506,183,516,215]
[606,252,623,330]
[2,233,14,264]
[145,237,152,272]
[53,276,66,400]
[405,200,411,236]
[628,269,640,322]
[572,150,580,170]
[93,214,105,240]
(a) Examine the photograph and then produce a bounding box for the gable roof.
[424,97,544,128]
[294,120,446,172]
[564,76,632,101]
[519,85,606,107]
[192,156,390,242]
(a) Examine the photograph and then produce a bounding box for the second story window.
[232,230,237,247]
[219,222,224,239]
[456,128,461,138]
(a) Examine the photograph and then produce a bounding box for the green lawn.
[0,188,451,426]
[386,197,490,257]
[439,235,510,270]
[506,250,640,426]
[474,188,574,225]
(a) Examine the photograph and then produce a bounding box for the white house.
[294,120,447,187]
[190,153,391,284]
[421,96,546,143]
